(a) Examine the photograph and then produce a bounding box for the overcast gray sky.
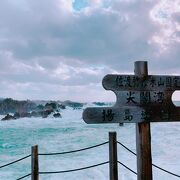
[0,0,179,102]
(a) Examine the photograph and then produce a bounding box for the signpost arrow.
[103,75,180,91]
[83,105,180,123]
[83,106,145,124]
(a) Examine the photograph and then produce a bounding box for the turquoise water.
[0,108,180,180]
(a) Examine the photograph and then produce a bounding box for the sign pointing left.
[83,106,145,124]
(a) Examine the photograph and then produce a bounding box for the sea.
[0,104,180,180]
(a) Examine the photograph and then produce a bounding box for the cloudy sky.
[0,0,179,102]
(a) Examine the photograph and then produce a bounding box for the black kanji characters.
[116,76,123,87]
[124,109,133,121]
[126,91,136,104]
[154,91,164,103]
[102,109,114,121]
[140,91,151,105]
[141,110,150,121]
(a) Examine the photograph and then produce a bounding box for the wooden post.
[31,145,39,180]
[135,61,153,180]
[109,132,118,180]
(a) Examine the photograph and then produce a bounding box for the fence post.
[31,145,39,180]
[135,61,153,180]
[109,132,118,180]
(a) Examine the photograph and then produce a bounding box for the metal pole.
[31,145,39,180]
[134,61,153,180]
[109,132,118,180]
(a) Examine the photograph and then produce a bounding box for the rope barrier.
[117,141,136,155]
[1,140,179,179]
[152,164,180,178]
[118,161,137,175]
[39,161,109,174]
[117,141,180,178]
[16,173,31,180]
[0,154,31,169]
[39,141,108,156]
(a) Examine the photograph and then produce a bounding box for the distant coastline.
[0,98,111,121]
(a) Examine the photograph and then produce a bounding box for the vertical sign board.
[83,61,180,180]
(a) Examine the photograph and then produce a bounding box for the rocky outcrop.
[1,108,62,120]
[63,100,84,109]
[0,98,37,115]
[42,109,54,118]
[2,114,16,121]
[93,102,106,106]
[20,112,31,118]
[0,98,87,121]
[53,113,62,118]
[58,104,66,109]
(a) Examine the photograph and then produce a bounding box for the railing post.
[135,61,153,180]
[31,145,39,180]
[109,132,118,180]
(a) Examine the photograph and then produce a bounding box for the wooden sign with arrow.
[82,61,180,180]
[83,74,180,123]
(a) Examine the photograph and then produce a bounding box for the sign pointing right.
[102,75,180,91]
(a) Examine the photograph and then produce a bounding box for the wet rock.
[31,111,42,117]
[53,113,62,118]
[2,114,16,121]
[58,104,66,109]
[14,112,20,119]
[20,112,31,118]
[41,109,53,118]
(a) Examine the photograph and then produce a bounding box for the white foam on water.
[0,108,180,180]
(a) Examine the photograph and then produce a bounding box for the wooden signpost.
[83,61,180,180]
[134,61,152,180]
[83,106,145,123]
